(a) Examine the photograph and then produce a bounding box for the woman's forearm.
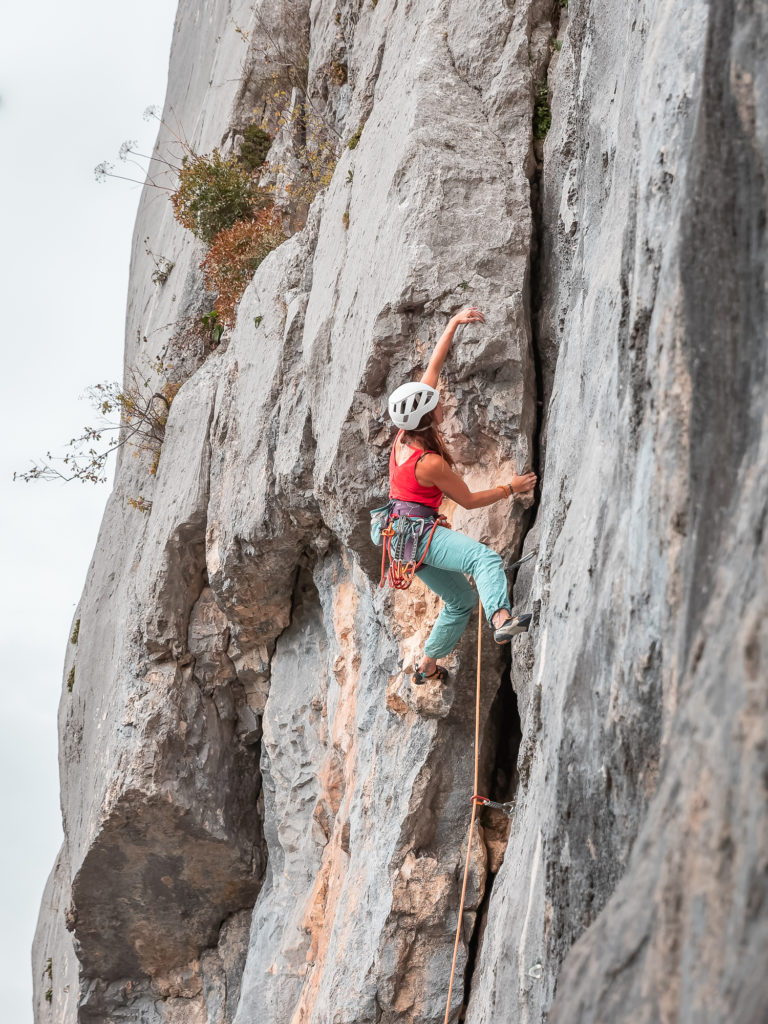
[421,321,457,388]
[463,486,509,510]
[421,307,484,388]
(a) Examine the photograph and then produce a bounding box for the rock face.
[33,1,767,1023]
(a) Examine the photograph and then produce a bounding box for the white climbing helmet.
[388,382,439,431]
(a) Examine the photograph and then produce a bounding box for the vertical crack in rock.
[459,0,562,1011]
[529,0,563,469]
[461,660,523,1016]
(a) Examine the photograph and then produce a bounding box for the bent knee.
[443,593,477,619]
[470,545,504,575]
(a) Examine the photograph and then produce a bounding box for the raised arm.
[417,454,537,510]
[420,307,485,388]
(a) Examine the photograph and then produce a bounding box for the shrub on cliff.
[533,80,552,140]
[14,360,183,484]
[171,150,266,244]
[238,124,273,172]
[280,98,338,205]
[200,210,286,326]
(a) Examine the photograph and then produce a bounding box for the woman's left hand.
[510,472,537,494]
[451,306,485,326]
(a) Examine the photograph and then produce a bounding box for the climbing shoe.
[412,665,449,686]
[493,613,532,644]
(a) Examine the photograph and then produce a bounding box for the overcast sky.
[0,2,177,1018]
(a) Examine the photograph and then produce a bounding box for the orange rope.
[443,601,483,1024]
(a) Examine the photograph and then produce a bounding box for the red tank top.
[389,431,443,509]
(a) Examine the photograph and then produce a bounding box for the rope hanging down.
[442,601,516,1020]
[442,602,484,1024]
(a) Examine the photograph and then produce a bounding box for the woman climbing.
[385,306,537,685]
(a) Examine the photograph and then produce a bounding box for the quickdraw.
[379,512,449,589]
[471,793,514,818]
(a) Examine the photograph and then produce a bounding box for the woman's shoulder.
[416,450,443,465]
[414,451,446,482]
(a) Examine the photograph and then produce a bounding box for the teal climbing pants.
[414,526,511,659]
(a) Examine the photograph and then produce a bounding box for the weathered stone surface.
[33,0,768,1022]
[466,2,768,1023]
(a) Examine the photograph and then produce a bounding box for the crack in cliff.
[459,3,561,1013]
[528,0,562,482]
[460,660,523,1018]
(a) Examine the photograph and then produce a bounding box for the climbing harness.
[375,500,449,590]
[443,601,513,1024]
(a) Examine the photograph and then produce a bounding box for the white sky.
[0,2,177,1018]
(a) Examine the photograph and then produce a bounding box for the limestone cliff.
[33,1,767,1022]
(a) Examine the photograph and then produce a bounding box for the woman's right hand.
[451,306,485,326]
[510,472,537,494]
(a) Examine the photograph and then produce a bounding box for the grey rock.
[466,2,768,1023]
[33,0,768,1022]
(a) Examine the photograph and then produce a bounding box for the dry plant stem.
[14,364,182,483]
[249,3,341,140]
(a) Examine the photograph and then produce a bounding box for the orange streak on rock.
[288,576,363,1024]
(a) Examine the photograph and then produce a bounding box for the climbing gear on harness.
[378,502,449,589]
[493,612,532,644]
[412,664,449,686]
[375,499,449,590]
[471,793,514,818]
[388,381,439,430]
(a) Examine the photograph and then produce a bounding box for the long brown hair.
[401,410,455,468]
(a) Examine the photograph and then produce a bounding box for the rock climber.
[386,306,537,684]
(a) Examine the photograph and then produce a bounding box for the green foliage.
[168,306,224,359]
[238,125,272,172]
[533,80,551,140]
[171,150,265,244]
[552,37,562,50]
[347,125,364,150]
[201,309,224,345]
[254,315,263,327]
[67,666,75,693]
[45,989,53,1004]
[342,210,350,229]
[234,12,341,207]
[70,619,80,645]
[346,168,354,184]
